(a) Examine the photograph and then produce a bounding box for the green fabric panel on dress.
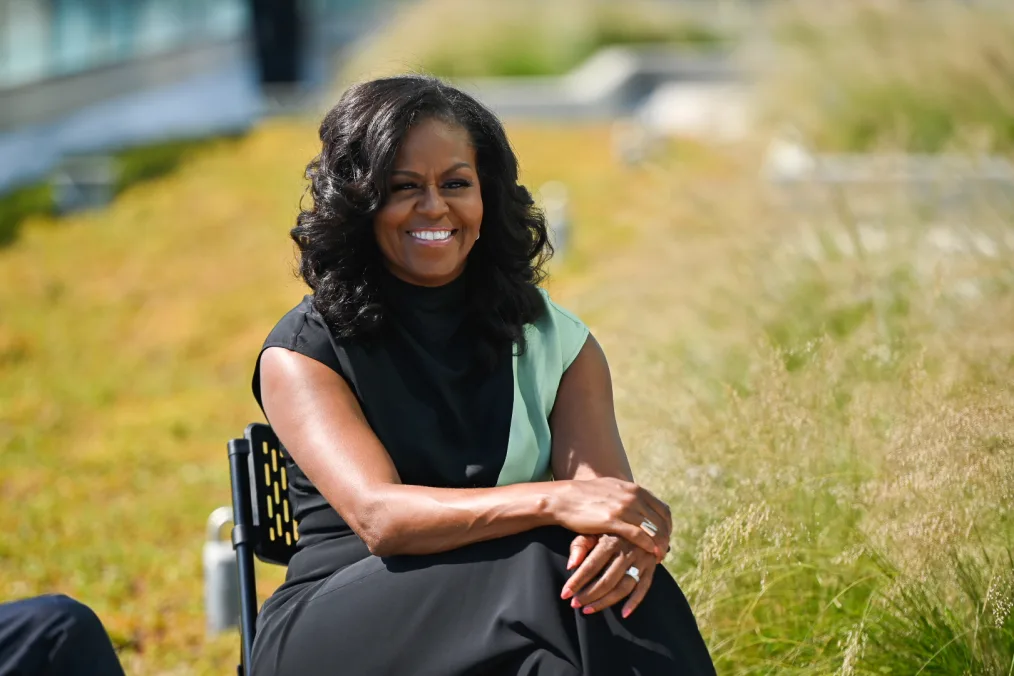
[496,290,590,486]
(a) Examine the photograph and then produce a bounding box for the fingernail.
[571,598,581,609]
[622,607,631,619]
[566,554,577,570]
[582,606,595,615]
[561,588,573,600]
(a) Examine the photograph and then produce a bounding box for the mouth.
[407,229,458,244]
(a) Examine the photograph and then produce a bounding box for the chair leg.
[228,438,259,674]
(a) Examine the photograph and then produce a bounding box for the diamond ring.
[625,566,641,583]
[640,518,659,537]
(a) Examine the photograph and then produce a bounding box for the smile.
[409,229,456,242]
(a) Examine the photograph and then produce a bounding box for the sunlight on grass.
[0,121,634,673]
[3,2,1014,673]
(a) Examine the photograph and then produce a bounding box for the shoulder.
[261,295,335,351]
[527,288,590,371]
[254,295,348,414]
[534,288,585,331]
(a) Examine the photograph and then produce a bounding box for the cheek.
[463,194,484,229]
[374,203,407,238]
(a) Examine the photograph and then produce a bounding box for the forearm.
[359,481,559,556]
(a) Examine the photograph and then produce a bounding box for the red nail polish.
[622,608,631,619]
[582,607,594,615]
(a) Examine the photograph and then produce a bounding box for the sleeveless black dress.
[248,270,715,676]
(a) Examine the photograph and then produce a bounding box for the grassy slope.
[4,4,1014,666]
[0,122,640,674]
[2,119,1013,674]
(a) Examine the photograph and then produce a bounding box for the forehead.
[394,118,475,166]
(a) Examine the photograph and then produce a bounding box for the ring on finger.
[639,518,659,537]
[625,566,641,583]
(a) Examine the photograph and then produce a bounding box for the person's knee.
[27,594,124,675]
[29,594,110,647]
[38,594,100,626]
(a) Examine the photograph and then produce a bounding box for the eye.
[444,179,472,189]
[391,182,418,192]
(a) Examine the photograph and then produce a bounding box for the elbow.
[359,522,396,557]
[351,494,400,557]
[363,534,397,557]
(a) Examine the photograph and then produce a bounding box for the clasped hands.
[552,478,673,620]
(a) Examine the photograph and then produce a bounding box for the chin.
[403,259,465,285]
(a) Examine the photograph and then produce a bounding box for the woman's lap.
[252,526,714,676]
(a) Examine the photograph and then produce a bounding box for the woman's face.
[373,117,483,287]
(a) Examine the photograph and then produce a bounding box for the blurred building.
[0,0,379,197]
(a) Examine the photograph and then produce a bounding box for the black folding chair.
[227,422,299,676]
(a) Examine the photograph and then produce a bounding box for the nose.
[416,184,449,220]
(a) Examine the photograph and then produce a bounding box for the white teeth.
[410,230,453,241]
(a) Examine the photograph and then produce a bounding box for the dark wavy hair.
[292,75,553,363]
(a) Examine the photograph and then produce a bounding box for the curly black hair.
[292,75,553,364]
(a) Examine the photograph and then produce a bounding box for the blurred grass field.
[3,1,1014,674]
[0,122,647,674]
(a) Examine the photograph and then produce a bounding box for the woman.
[251,75,715,675]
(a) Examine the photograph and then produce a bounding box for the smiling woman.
[250,76,715,675]
[373,118,484,287]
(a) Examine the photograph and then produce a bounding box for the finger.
[621,563,657,619]
[567,534,598,571]
[579,575,638,615]
[562,539,616,601]
[636,486,673,538]
[634,502,671,561]
[615,518,658,557]
[641,488,674,534]
[573,549,634,608]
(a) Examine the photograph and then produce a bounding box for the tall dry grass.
[759,0,1014,152]
[554,133,1014,672]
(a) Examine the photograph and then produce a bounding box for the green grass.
[340,0,729,81]
[422,19,727,79]
[3,121,1013,676]
[0,136,238,249]
[0,183,52,247]
[115,136,240,194]
[0,122,640,674]
[3,2,1014,672]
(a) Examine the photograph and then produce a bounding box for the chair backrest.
[228,422,298,676]
[243,422,299,566]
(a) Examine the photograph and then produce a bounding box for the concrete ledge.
[455,46,740,121]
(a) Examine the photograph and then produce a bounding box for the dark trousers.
[0,595,124,676]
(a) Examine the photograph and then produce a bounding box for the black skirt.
[250,526,715,676]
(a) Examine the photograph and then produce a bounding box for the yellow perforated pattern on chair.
[259,440,299,547]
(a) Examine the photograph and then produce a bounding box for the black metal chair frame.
[227,422,299,676]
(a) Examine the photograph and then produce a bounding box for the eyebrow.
[390,162,473,178]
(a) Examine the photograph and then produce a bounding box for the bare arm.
[549,334,635,483]
[259,346,557,557]
[549,333,674,617]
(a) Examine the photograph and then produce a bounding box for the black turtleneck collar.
[378,266,468,314]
